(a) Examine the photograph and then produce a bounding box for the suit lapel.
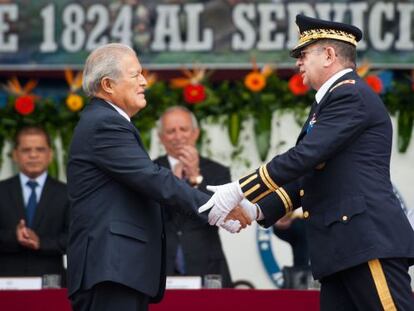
[296,71,357,145]
[130,124,145,149]
[156,156,171,169]
[10,176,26,221]
[296,101,317,144]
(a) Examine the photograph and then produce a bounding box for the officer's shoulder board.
[329,79,356,93]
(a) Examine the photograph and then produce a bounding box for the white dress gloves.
[198,181,244,225]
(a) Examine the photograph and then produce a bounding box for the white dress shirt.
[19,171,48,206]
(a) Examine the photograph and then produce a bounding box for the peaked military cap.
[290,14,363,58]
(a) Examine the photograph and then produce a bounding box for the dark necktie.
[26,180,38,228]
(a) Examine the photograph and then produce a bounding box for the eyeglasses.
[298,47,325,60]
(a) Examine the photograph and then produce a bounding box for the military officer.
[201,15,414,310]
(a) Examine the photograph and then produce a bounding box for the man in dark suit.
[200,15,414,310]
[273,212,309,268]
[67,43,247,311]
[0,126,68,282]
[155,106,232,287]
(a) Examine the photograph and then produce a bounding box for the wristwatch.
[189,175,204,187]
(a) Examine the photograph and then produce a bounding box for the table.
[151,289,320,311]
[0,289,320,311]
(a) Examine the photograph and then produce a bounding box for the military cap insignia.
[290,14,363,58]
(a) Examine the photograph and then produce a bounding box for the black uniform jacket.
[239,71,414,280]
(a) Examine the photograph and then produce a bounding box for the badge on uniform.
[306,113,317,133]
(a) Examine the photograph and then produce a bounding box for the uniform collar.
[315,68,353,104]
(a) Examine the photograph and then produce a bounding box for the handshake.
[198,181,260,233]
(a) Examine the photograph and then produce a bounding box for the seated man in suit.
[273,211,310,289]
[0,125,69,283]
[155,106,232,287]
[273,212,309,268]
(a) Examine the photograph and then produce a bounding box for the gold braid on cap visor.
[299,28,357,46]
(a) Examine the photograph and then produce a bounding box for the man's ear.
[11,149,17,163]
[191,128,200,143]
[325,47,337,65]
[47,148,54,165]
[100,77,114,94]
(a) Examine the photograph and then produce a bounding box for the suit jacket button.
[303,211,309,219]
[342,215,348,222]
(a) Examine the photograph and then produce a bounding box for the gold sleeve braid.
[239,164,279,203]
[274,187,294,214]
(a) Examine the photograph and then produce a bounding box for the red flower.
[288,73,310,95]
[15,95,35,115]
[365,75,383,94]
[183,84,206,104]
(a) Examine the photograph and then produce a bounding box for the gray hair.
[82,43,137,96]
[157,106,199,134]
[318,39,357,69]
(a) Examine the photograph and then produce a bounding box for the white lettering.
[0,4,18,52]
[369,2,394,51]
[257,4,285,50]
[395,3,414,50]
[348,2,368,50]
[111,5,132,46]
[286,3,315,49]
[231,4,255,51]
[151,5,182,51]
[183,4,212,51]
[40,4,57,52]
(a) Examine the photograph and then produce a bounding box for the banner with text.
[0,0,413,69]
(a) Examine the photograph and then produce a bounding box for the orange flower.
[365,75,383,94]
[244,72,266,92]
[288,73,309,95]
[66,93,84,112]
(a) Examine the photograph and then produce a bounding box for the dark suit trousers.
[320,258,414,311]
[70,281,149,311]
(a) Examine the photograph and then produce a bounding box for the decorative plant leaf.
[398,109,413,153]
[228,112,241,146]
[254,110,272,162]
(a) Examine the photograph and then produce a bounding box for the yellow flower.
[244,71,266,92]
[66,94,84,112]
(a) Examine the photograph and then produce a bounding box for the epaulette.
[329,79,356,92]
